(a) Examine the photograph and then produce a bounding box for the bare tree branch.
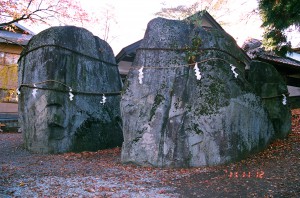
[0,0,92,28]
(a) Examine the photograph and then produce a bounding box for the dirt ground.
[1,109,299,198]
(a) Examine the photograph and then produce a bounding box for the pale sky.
[79,0,266,54]
[24,0,300,55]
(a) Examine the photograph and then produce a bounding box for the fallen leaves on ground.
[0,109,299,197]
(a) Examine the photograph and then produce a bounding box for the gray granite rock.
[18,26,123,153]
[120,17,275,167]
[248,60,291,139]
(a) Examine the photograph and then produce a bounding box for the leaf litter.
[0,109,299,197]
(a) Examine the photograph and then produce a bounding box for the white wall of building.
[288,86,300,97]
[287,52,300,62]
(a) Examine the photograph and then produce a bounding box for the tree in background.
[259,0,300,56]
[0,0,91,29]
[155,0,228,21]
[100,4,117,43]
[0,0,94,96]
[155,2,200,20]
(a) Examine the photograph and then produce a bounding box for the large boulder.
[120,17,275,167]
[248,60,291,138]
[18,26,123,153]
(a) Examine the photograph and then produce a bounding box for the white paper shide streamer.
[16,88,20,95]
[32,84,38,98]
[100,94,106,105]
[282,94,287,105]
[138,66,144,84]
[230,64,238,78]
[69,87,74,101]
[194,62,202,80]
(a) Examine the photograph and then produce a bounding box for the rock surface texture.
[18,26,123,153]
[120,16,275,167]
[248,60,291,139]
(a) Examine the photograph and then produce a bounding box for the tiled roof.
[0,30,33,45]
[0,23,34,46]
[258,52,300,68]
[115,39,142,63]
[242,38,300,71]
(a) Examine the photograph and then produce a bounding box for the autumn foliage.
[291,108,300,132]
[0,109,299,197]
[0,0,91,28]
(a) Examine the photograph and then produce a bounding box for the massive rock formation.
[120,16,275,167]
[248,60,291,138]
[18,26,123,153]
